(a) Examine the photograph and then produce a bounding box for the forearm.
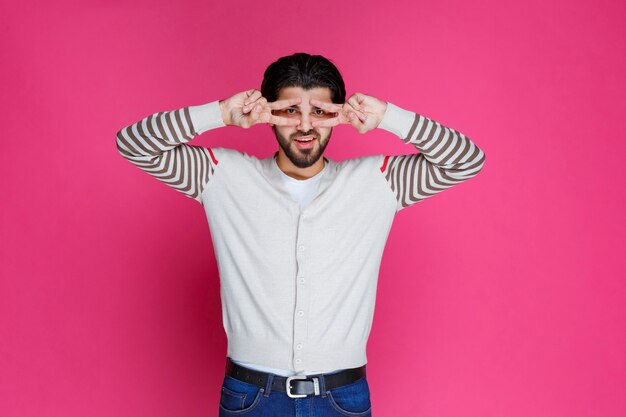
[378,102,486,210]
[115,100,225,203]
[379,103,485,178]
[116,100,224,155]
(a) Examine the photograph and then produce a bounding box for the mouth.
[294,135,317,149]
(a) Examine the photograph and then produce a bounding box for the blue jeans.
[218,366,373,416]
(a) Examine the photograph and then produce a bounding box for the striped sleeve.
[377,102,486,212]
[115,100,225,204]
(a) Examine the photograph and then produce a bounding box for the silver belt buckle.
[286,375,320,398]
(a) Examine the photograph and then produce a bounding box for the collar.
[262,151,338,204]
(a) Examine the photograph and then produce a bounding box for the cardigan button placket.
[293,209,310,371]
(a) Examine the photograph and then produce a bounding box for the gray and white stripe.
[116,107,218,203]
[382,113,485,210]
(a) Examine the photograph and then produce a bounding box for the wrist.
[188,100,227,134]
[376,101,388,128]
[219,99,231,126]
[377,102,416,139]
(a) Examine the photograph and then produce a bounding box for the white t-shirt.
[277,159,326,209]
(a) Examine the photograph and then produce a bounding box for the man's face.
[271,86,335,168]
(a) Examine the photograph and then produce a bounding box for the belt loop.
[264,372,273,397]
[319,373,327,398]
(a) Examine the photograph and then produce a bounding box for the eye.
[314,109,325,116]
[286,108,297,114]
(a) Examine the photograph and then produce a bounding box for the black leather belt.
[224,357,366,398]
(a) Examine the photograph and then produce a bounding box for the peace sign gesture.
[310,92,388,134]
[219,89,302,129]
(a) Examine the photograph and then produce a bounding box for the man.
[116,52,485,416]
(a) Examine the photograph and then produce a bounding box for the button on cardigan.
[116,99,486,373]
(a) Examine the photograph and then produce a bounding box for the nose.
[298,112,312,132]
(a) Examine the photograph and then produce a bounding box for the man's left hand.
[310,93,388,134]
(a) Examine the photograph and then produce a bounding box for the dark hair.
[261,52,346,104]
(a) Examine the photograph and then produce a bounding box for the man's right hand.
[219,89,302,129]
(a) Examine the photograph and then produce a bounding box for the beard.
[272,127,332,168]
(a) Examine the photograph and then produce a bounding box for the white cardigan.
[116,99,486,373]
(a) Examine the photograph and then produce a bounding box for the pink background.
[1,0,625,416]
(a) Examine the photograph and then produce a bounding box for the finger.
[269,114,301,126]
[347,112,368,133]
[348,112,364,126]
[243,96,266,113]
[311,116,342,128]
[352,92,367,106]
[309,98,343,113]
[343,102,365,127]
[343,103,366,122]
[353,109,367,123]
[243,89,262,106]
[249,105,268,125]
[347,95,364,113]
[351,111,367,123]
[266,96,302,110]
[249,104,263,121]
